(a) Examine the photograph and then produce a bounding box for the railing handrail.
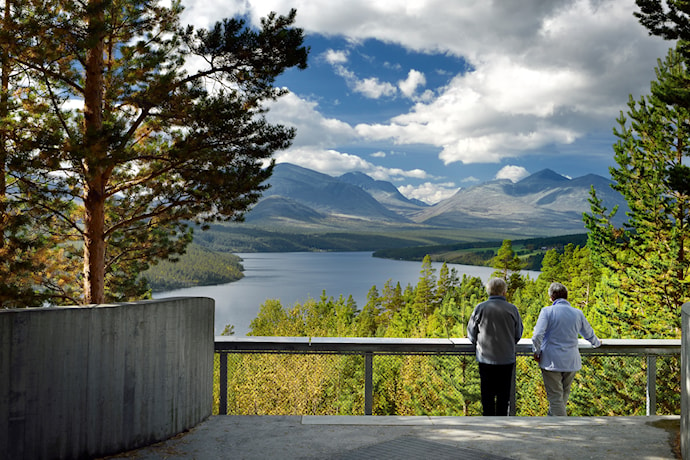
[215,336,681,355]
[214,337,680,416]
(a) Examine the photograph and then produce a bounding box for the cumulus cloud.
[179,0,671,194]
[189,0,667,164]
[264,93,357,148]
[272,146,434,184]
[272,147,373,175]
[398,69,426,99]
[326,57,398,99]
[265,91,436,187]
[353,77,397,99]
[323,49,349,65]
[495,165,530,182]
[398,182,459,204]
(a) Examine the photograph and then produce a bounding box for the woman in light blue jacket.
[532,282,601,416]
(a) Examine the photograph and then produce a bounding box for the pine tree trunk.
[82,0,107,304]
[83,181,106,305]
[0,0,9,309]
[0,0,9,224]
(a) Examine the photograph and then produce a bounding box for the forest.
[0,0,687,419]
[215,40,690,417]
[217,242,680,416]
[373,233,589,270]
[143,244,244,292]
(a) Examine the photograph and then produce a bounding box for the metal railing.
[214,337,680,416]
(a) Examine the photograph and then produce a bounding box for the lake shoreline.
[154,251,539,336]
[150,250,495,294]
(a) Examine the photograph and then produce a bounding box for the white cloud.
[265,93,357,148]
[379,167,431,180]
[272,147,372,175]
[398,69,426,99]
[272,146,434,184]
[495,165,530,182]
[353,76,397,99]
[398,182,459,204]
[323,49,348,65]
[179,0,671,190]
[264,89,437,183]
[191,0,667,165]
[328,60,398,99]
[179,0,249,29]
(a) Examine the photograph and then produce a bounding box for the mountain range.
[244,163,627,236]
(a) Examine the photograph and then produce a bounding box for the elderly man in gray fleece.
[468,277,524,416]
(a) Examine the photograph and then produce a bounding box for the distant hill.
[410,169,627,232]
[338,171,428,216]
[251,163,411,224]
[244,195,325,224]
[241,163,628,237]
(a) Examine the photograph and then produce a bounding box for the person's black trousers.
[478,362,515,416]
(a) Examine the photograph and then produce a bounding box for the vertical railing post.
[364,352,373,415]
[509,363,517,416]
[219,352,228,415]
[646,354,657,416]
[680,302,690,460]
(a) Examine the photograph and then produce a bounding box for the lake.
[153,251,539,336]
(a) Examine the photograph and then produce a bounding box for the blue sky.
[180,0,671,204]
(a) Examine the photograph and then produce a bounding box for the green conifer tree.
[1,1,308,303]
[412,255,437,316]
[490,240,526,300]
[585,48,690,337]
[356,286,382,337]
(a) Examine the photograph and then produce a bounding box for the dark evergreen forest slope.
[143,244,244,292]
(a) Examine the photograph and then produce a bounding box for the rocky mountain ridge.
[245,163,627,235]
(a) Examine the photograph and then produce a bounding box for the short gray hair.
[548,282,568,300]
[486,278,507,296]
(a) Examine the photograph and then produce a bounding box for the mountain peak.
[509,169,569,195]
[339,171,377,187]
[518,169,569,184]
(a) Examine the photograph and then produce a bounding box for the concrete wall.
[0,297,214,460]
[682,302,690,460]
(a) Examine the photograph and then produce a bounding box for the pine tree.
[381,279,404,313]
[356,286,382,337]
[1,1,308,304]
[0,0,80,306]
[584,48,690,337]
[412,255,436,316]
[490,240,526,300]
[635,0,690,64]
[435,262,458,306]
[538,249,563,284]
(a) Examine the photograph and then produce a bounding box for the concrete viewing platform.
[104,415,680,460]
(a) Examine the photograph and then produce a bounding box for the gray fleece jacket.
[467,295,523,365]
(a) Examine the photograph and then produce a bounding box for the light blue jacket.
[532,298,601,372]
[467,295,523,365]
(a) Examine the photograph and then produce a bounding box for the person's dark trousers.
[478,362,515,416]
